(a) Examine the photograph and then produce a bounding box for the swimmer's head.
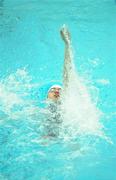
[47,84,62,101]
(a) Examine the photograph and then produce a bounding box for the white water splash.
[61,71,103,139]
[0,67,104,141]
[0,68,40,120]
[60,43,103,140]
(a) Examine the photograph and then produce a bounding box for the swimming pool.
[0,0,116,179]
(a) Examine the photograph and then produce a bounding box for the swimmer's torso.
[43,100,62,137]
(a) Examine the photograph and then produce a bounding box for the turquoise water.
[0,0,116,180]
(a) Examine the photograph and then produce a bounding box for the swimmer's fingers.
[60,25,71,44]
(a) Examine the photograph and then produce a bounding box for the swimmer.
[40,25,74,140]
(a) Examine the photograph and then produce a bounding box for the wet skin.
[47,87,62,101]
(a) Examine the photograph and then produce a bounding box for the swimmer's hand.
[60,24,71,45]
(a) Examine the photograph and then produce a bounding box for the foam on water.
[0,68,40,120]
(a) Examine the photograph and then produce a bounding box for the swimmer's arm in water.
[60,25,74,90]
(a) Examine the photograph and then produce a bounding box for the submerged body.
[43,100,62,137]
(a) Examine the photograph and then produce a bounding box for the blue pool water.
[0,0,116,180]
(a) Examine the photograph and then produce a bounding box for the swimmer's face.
[48,87,62,101]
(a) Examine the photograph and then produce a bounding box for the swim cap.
[47,84,62,93]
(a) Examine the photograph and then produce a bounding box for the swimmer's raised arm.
[60,25,71,46]
[60,25,74,91]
